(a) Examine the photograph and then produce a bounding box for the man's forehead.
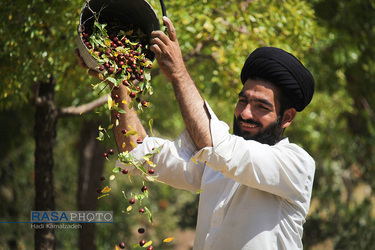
[240,79,280,101]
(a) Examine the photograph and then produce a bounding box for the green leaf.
[144,175,158,182]
[94,22,102,31]
[145,72,151,81]
[114,106,126,113]
[96,131,104,141]
[137,194,145,201]
[135,164,148,174]
[112,167,121,173]
[122,191,127,199]
[117,30,126,37]
[106,77,117,85]
[143,189,149,198]
[128,40,139,46]
[115,46,127,53]
[133,243,141,248]
[144,207,153,224]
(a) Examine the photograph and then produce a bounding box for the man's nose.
[240,103,254,120]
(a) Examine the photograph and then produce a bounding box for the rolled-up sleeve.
[116,130,205,193]
[194,102,315,203]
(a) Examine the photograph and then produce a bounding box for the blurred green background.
[1,0,374,249]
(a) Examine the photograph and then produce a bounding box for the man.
[76,16,315,249]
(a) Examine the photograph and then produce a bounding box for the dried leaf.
[163,237,174,243]
[101,186,111,193]
[107,95,114,110]
[143,241,152,248]
[97,194,109,199]
[98,73,104,81]
[149,119,154,136]
[126,130,140,136]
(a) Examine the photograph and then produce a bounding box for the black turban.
[240,47,315,112]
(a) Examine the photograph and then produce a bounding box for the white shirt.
[116,103,315,250]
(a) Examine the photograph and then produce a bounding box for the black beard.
[233,115,284,145]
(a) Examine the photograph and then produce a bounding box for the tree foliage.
[298,0,375,249]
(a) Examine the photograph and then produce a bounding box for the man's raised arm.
[149,17,212,150]
[74,49,147,153]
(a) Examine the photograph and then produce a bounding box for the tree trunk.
[34,77,57,250]
[77,119,105,250]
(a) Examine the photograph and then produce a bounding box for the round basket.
[77,0,160,72]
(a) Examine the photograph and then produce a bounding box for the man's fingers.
[88,69,100,78]
[149,33,169,57]
[74,48,89,69]
[151,31,170,46]
[149,43,162,57]
[162,16,177,42]
[74,48,114,88]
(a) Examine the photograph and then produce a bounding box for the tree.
[76,119,106,250]
[1,0,107,248]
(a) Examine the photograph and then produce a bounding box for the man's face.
[233,79,284,145]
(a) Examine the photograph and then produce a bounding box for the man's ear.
[281,108,297,129]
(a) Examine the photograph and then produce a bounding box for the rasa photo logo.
[30,211,113,229]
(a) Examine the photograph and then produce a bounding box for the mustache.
[236,116,262,127]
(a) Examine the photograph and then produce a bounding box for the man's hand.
[150,17,189,84]
[150,17,213,149]
[74,48,102,79]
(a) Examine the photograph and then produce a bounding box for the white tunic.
[116,103,315,250]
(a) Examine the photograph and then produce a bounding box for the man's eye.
[257,105,269,110]
[238,99,247,104]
